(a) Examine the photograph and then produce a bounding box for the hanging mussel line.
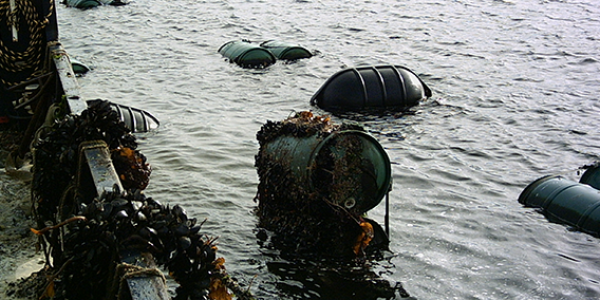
[30,100,252,300]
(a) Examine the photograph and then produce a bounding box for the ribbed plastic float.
[218,40,276,69]
[108,102,160,133]
[311,65,432,113]
[86,100,160,133]
[519,175,600,237]
[259,40,312,60]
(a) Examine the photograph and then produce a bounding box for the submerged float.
[519,164,600,237]
[218,40,312,69]
[253,111,410,297]
[218,40,276,69]
[311,65,432,113]
[254,111,392,259]
[63,0,126,9]
[259,40,313,60]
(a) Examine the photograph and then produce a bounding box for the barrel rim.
[580,165,600,187]
[217,40,247,53]
[306,130,392,212]
[518,175,563,206]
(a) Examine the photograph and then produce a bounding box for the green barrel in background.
[580,165,600,190]
[518,175,600,237]
[259,40,313,60]
[218,40,276,69]
[71,58,90,74]
[262,130,391,214]
[65,0,125,9]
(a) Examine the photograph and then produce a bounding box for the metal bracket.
[76,140,124,201]
[49,43,88,115]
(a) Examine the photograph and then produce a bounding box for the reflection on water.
[265,259,409,300]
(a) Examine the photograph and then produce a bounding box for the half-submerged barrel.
[519,175,600,237]
[580,164,600,190]
[64,0,101,9]
[255,111,391,258]
[87,100,160,133]
[71,58,90,74]
[218,40,276,69]
[311,65,432,113]
[64,0,125,8]
[259,40,313,60]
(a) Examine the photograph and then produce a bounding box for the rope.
[0,0,54,87]
[111,262,167,300]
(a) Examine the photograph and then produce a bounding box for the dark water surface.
[55,0,600,299]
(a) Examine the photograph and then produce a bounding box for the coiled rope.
[0,0,54,87]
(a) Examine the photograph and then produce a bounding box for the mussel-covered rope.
[0,0,54,87]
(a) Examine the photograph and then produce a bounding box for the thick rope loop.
[0,0,54,87]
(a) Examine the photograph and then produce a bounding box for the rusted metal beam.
[50,43,88,115]
[76,140,124,198]
[76,141,170,300]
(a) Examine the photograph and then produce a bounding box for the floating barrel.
[580,165,600,190]
[65,0,125,8]
[259,40,312,60]
[262,130,391,214]
[519,175,600,237]
[71,58,90,74]
[311,65,432,113]
[65,0,102,8]
[86,100,160,133]
[218,40,276,69]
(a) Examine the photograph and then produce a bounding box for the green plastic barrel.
[262,130,391,214]
[218,40,276,68]
[71,58,90,74]
[65,0,101,8]
[259,40,313,60]
[519,175,600,236]
[580,165,600,190]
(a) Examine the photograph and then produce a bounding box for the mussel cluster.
[32,99,145,222]
[254,111,383,259]
[30,100,237,300]
[50,190,223,300]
